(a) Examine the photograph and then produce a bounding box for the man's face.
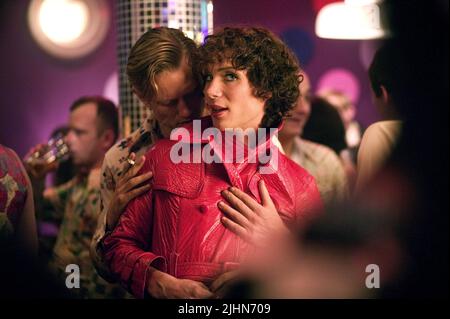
[150,56,202,138]
[370,86,393,120]
[280,73,312,138]
[65,102,104,168]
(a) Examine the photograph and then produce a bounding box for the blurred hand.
[147,269,214,299]
[106,153,153,230]
[23,143,59,179]
[210,270,241,298]
[218,180,289,246]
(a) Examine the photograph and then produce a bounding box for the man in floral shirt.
[90,27,203,282]
[28,96,124,298]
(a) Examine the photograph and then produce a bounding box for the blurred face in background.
[324,93,355,129]
[279,73,312,139]
[65,102,106,169]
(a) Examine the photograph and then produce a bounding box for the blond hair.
[126,27,198,104]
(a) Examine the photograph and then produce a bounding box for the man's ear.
[380,85,391,106]
[132,87,153,109]
[100,128,115,150]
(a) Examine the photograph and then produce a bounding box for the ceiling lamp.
[315,0,389,40]
[28,0,110,59]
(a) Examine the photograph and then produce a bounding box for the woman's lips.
[209,105,229,118]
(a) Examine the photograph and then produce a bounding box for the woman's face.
[203,62,266,131]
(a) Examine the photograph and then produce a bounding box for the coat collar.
[170,116,284,187]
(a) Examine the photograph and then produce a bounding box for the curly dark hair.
[198,27,301,128]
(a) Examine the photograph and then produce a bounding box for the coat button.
[198,204,208,214]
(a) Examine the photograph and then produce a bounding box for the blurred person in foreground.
[1,144,37,255]
[1,144,72,298]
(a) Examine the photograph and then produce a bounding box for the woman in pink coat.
[102,27,322,299]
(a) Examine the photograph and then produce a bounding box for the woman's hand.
[218,180,289,245]
[147,269,214,299]
[106,153,153,230]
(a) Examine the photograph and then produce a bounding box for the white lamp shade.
[315,2,389,40]
[28,0,110,59]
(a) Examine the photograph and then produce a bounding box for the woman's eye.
[204,74,213,82]
[224,73,238,81]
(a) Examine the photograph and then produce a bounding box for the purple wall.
[0,0,118,157]
[0,0,379,157]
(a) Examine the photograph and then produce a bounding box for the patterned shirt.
[290,137,348,204]
[47,168,125,298]
[90,116,160,280]
[0,145,28,240]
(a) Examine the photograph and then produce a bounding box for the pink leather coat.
[102,117,322,298]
